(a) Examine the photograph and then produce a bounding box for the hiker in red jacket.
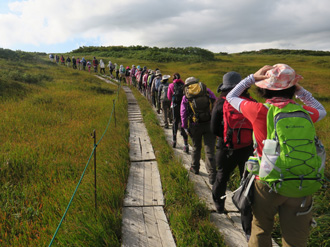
[211,71,255,240]
[227,64,326,247]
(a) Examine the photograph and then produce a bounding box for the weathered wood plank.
[144,207,176,247]
[122,207,148,247]
[124,161,164,207]
[129,136,155,162]
[122,207,176,247]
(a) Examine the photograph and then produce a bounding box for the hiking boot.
[209,176,216,185]
[214,200,226,214]
[172,140,176,148]
[189,167,199,174]
[184,145,189,154]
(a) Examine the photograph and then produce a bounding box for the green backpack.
[258,103,326,197]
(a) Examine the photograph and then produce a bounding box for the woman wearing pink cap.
[226,64,326,246]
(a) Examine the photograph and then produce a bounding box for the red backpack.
[222,97,253,150]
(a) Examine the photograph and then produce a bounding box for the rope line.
[48,78,121,247]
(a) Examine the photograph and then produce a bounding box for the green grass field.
[0,49,329,246]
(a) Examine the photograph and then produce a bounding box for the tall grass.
[0,57,130,246]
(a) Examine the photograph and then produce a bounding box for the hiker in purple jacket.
[180,77,217,184]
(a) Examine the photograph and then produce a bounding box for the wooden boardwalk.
[121,86,176,247]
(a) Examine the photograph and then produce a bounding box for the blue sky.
[1,0,330,54]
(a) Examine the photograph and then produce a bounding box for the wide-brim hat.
[255,64,303,91]
[217,71,241,93]
[155,70,162,76]
[161,75,170,81]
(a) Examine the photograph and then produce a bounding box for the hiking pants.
[212,144,253,204]
[249,180,313,247]
[189,122,216,179]
[212,144,253,236]
[152,91,158,108]
[172,105,188,142]
[161,100,171,126]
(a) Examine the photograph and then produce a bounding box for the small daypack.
[184,81,212,123]
[259,103,326,197]
[222,97,253,150]
[160,84,170,102]
[154,77,162,91]
[172,82,184,105]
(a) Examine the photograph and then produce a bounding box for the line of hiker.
[124,64,327,247]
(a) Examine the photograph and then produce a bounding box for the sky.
[0,0,330,54]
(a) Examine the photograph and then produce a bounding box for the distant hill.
[70,45,215,62]
[239,48,330,56]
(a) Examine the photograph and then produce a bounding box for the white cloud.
[0,0,330,53]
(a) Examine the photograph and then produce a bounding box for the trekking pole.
[91,130,97,211]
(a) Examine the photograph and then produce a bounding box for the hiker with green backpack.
[227,64,327,247]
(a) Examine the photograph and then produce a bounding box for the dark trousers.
[189,122,216,179]
[172,105,188,142]
[212,144,254,235]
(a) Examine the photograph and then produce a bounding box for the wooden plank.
[122,207,148,247]
[122,207,176,247]
[124,163,144,206]
[124,162,164,207]
[129,136,155,162]
[129,122,148,136]
[143,207,176,247]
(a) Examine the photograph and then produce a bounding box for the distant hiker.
[76,57,81,70]
[107,61,114,78]
[81,57,87,70]
[180,77,217,183]
[72,56,76,69]
[211,71,255,238]
[115,63,119,80]
[49,54,54,62]
[151,70,162,110]
[66,56,71,67]
[147,70,156,102]
[139,66,147,92]
[125,66,131,85]
[100,59,105,74]
[158,75,172,128]
[135,66,142,86]
[130,65,136,86]
[143,70,150,96]
[227,64,327,247]
[60,55,65,65]
[87,61,91,73]
[55,55,59,64]
[119,65,126,83]
[92,57,99,72]
[167,73,189,151]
